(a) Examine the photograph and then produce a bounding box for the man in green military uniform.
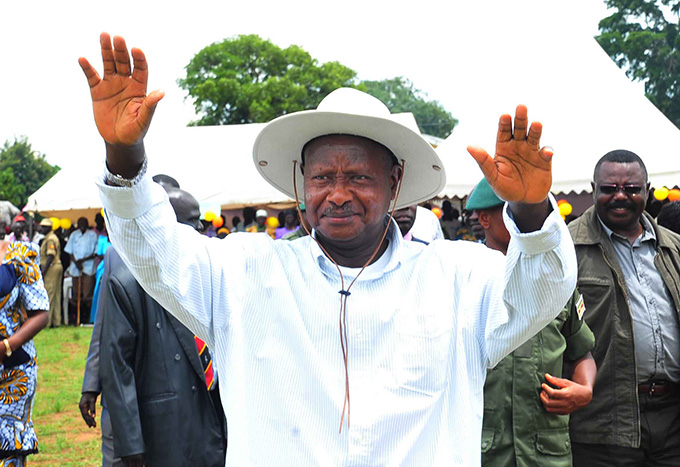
[467,178,597,466]
[39,218,63,327]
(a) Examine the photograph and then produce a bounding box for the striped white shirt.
[98,175,576,466]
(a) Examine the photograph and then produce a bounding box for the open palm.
[79,33,164,146]
[468,105,552,204]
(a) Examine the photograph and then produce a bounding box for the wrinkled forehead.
[302,134,397,168]
[595,161,646,184]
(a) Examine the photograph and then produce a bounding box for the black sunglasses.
[598,184,644,195]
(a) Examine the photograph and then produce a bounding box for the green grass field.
[31,326,100,466]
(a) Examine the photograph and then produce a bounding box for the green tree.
[597,0,680,127]
[0,137,60,208]
[362,77,457,138]
[179,34,360,125]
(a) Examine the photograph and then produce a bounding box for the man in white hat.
[80,33,577,466]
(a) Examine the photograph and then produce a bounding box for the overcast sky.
[0,0,612,170]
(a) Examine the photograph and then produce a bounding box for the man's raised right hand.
[79,33,164,177]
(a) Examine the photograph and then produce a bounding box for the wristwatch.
[3,339,11,358]
[104,157,148,188]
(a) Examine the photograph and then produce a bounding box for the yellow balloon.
[654,187,669,201]
[204,211,216,222]
[60,218,72,230]
[49,217,60,231]
[558,202,573,217]
[267,217,279,228]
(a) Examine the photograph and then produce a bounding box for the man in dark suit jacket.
[99,187,227,467]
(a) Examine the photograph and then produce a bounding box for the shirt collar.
[309,217,403,280]
[598,214,656,245]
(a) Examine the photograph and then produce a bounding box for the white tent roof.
[435,35,680,198]
[27,113,425,215]
[26,123,286,214]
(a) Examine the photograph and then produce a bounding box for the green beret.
[465,177,504,210]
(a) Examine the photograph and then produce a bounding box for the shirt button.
[156,322,161,329]
[174,354,181,361]
[191,385,197,392]
[482,442,488,449]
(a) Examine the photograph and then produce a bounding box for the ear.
[390,164,404,200]
[591,181,596,201]
[477,210,492,230]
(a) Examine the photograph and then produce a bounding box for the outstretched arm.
[471,108,578,366]
[79,33,164,178]
[84,34,221,346]
[467,105,553,232]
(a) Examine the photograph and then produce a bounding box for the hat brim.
[252,111,446,210]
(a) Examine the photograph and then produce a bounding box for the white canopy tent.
[26,123,284,218]
[26,114,429,218]
[435,36,680,198]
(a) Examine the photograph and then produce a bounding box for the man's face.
[256,216,266,228]
[593,161,649,234]
[303,135,400,246]
[40,224,52,235]
[394,205,418,237]
[11,222,25,237]
[467,211,485,240]
[284,212,296,227]
[77,218,88,233]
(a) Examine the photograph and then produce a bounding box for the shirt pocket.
[576,277,614,359]
[395,310,453,396]
[481,428,496,453]
[535,427,571,457]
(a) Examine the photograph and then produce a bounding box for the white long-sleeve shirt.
[98,175,576,466]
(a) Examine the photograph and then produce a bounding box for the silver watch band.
[104,157,148,188]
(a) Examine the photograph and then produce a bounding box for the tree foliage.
[0,137,60,208]
[362,77,458,138]
[179,35,458,137]
[597,0,680,127]
[178,34,360,125]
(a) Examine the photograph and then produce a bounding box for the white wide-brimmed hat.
[252,88,446,210]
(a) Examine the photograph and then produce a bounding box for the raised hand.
[467,105,552,204]
[78,33,164,147]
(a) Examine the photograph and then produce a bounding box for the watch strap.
[104,157,148,188]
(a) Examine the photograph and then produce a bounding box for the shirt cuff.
[96,171,166,219]
[564,322,596,361]
[502,194,565,256]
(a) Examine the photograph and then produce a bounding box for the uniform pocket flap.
[535,428,571,456]
[481,428,495,453]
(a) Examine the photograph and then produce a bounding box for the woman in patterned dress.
[0,240,49,466]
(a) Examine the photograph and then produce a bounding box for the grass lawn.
[31,326,100,466]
